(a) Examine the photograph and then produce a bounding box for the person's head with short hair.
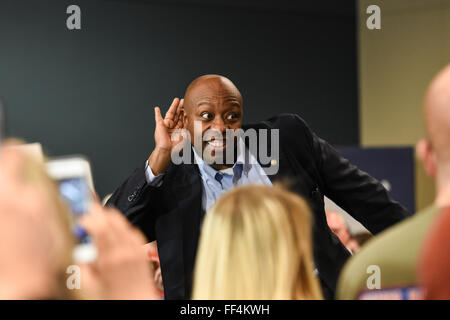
[418,207,450,299]
[415,64,450,300]
[192,184,323,300]
[417,64,450,193]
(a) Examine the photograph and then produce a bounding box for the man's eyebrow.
[223,96,240,102]
[225,98,242,106]
[196,102,213,108]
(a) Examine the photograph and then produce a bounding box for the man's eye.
[226,113,239,121]
[201,113,212,120]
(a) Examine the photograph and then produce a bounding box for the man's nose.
[211,118,227,133]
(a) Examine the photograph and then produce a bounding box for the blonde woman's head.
[192,184,322,300]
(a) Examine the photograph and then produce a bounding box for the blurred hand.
[149,98,185,175]
[79,203,158,300]
[346,239,361,254]
[0,148,64,299]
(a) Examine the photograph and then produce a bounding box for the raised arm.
[106,98,185,241]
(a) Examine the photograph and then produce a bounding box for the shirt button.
[271,159,278,166]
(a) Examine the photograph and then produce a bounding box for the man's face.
[183,79,243,169]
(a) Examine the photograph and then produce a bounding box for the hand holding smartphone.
[46,156,97,263]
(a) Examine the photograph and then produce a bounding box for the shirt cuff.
[145,160,165,187]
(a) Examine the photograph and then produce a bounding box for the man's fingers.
[154,107,164,125]
[79,203,116,251]
[163,118,175,129]
[174,98,184,123]
[102,206,148,249]
[91,190,100,203]
[165,98,179,122]
[174,115,184,130]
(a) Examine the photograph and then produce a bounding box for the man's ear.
[182,109,188,128]
[416,138,437,178]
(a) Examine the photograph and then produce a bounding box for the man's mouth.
[205,139,227,150]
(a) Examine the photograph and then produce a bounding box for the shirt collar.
[193,149,221,181]
[192,139,255,182]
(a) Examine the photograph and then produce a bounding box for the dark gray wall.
[0,0,358,197]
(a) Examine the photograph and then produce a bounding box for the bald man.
[107,75,408,299]
[337,64,450,300]
[418,207,450,299]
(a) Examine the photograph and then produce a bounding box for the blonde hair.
[5,142,76,299]
[192,184,323,300]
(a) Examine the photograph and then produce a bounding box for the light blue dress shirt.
[145,146,273,212]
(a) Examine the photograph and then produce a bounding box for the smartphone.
[46,156,97,263]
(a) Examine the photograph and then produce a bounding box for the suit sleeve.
[105,161,163,242]
[289,114,409,235]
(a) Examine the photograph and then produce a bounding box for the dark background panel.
[338,146,415,214]
[0,0,358,197]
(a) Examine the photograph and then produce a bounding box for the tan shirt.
[337,206,437,300]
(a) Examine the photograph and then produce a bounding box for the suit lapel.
[170,154,203,298]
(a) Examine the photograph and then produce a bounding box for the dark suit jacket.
[107,113,409,299]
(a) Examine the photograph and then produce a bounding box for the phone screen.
[47,157,97,262]
[57,176,92,244]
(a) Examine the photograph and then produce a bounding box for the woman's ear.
[417,138,437,179]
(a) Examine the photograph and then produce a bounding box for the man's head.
[326,211,350,246]
[182,75,243,170]
[417,65,450,182]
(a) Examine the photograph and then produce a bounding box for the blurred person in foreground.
[0,142,158,299]
[0,144,75,299]
[103,192,163,298]
[418,204,450,299]
[78,203,159,300]
[107,74,409,299]
[192,185,322,299]
[337,64,450,300]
